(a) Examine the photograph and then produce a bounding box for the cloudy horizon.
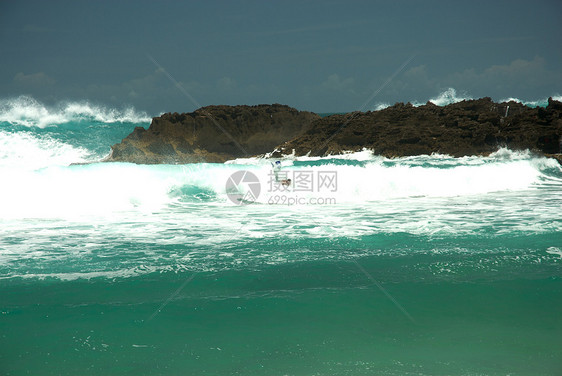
[1,0,561,115]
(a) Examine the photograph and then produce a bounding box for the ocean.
[1,95,561,375]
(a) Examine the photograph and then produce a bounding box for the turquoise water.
[1,97,561,375]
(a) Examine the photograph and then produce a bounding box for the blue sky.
[1,0,561,114]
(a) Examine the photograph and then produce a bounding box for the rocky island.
[107,104,319,163]
[275,97,562,159]
[106,98,562,163]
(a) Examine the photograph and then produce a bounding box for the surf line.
[144,222,249,324]
[301,206,417,323]
[145,272,198,323]
[353,259,417,324]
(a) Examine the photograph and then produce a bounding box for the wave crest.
[0,130,90,169]
[373,89,561,110]
[0,96,152,128]
[373,88,472,110]
[499,94,562,108]
[427,88,472,106]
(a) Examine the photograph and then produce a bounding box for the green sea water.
[1,97,561,375]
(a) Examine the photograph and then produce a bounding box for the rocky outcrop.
[274,97,562,158]
[106,104,319,163]
[107,98,562,164]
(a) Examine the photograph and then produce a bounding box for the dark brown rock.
[106,104,319,163]
[275,98,562,158]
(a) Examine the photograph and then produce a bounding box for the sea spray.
[372,88,560,110]
[0,96,152,128]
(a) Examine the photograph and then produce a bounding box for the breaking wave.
[373,88,472,110]
[500,94,562,108]
[0,96,152,128]
[0,148,560,219]
[0,130,91,169]
[425,88,472,106]
[373,88,561,110]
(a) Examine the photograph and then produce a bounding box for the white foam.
[371,90,561,112]
[501,97,539,107]
[264,159,537,204]
[226,149,379,165]
[0,163,176,219]
[372,103,391,111]
[499,95,562,108]
[427,88,472,106]
[3,266,166,281]
[208,151,554,207]
[2,150,556,219]
[372,89,471,110]
[0,130,91,170]
[0,96,151,128]
[295,149,379,162]
[546,247,562,259]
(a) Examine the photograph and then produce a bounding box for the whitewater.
[0,95,561,375]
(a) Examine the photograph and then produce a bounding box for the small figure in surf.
[271,161,291,187]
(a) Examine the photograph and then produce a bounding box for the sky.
[1,0,561,115]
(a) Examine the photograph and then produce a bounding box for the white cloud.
[13,72,55,86]
[446,56,554,93]
[78,69,204,111]
[322,74,355,91]
[484,56,545,76]
[386,56,559,102]
[217,77,236,91]
[404,65,429,79]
